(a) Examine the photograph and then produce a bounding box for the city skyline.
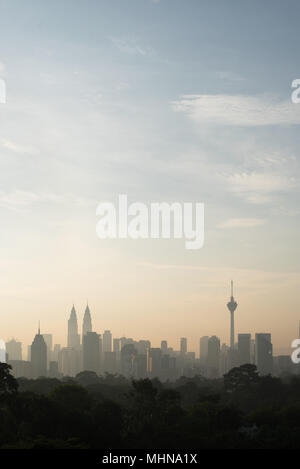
[3,287,284,381]
[2,282,297,358]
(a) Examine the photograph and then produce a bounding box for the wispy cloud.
[172,94,300,126]
[0,190,95,212]
[109,36,154,56]
[218,218,266,229]
[0,138,37,154]
[228,171,297,203]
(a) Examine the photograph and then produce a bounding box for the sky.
[0,0,300,356]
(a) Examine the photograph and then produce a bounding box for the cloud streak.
[218,218,266,229]
[172,94,300,126]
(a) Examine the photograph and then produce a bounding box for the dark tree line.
[1,363,300,448]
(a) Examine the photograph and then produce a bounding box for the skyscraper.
[200,336,209,365]
[121,344,138,378]
[82,303,92,338]
[238,333,251,365]
[103,330,112,353]
[207,336,220,378]
[180,337,187,355]
[255,333,273,375]
[161,340,168,354]
[31,325,47,378]
[6,339,22,361]
[68,305,80,350]
[58,347,79,377]
[227,280,238,350]
[150,347,162,378]
[82,331,100,373]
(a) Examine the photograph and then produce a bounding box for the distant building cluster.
[2,286,298,380]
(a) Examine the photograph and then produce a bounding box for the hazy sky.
[0,0,300,355]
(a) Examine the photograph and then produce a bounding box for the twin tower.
[68,304,92,350]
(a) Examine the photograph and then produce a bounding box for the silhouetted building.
[161,340,168,354]
[238,333,251,365]
[58,347,79,377]
[150,347,162,378]
[180,337,187,355]
[103,330,112,353]
[83,331,100,373]
[68,305,80,350]
[207,336,220,378]
[8,360,31,378]
[31,326,47,378]
[255,333,273,375]
[137,353,148,378]
[120,344,137,378]
[200,336,209,365]
[82,303,92,338]
[113,338,120,354]
[274,355,293,376]
[49,360,59,378]
[6,339,22,361]
[136,340,150,355]
[52,344,61,362]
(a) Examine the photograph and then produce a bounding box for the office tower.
[82,303,92,338]
[238,333,251,365]
[103,330,112,353]
[207,336,220,378]
[137,353,148,379]
[0,339,6,363]
[6,339,22,361]
[255,333,273,375]
[8,360,31,378]
[136,340,151,355]
[42,333,52,368]
[120,344,137,378]
[58,347,79,377]
[120,337,134,350]
[274,355,293,376]
[68,305,80,350]
[200,336,209,365]
[31,325,47,378]
[113,338,120,354]
[49,361,59,378]
[180,337,187,355]
[220,343,230,375]
[82,331,100,373]
[161,340,168,354]
[52,344,61,361]
[227,280,238,350]
[150,348,162,378]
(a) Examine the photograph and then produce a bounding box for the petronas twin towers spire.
[67,303,92,349]
[82,303,92,337]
